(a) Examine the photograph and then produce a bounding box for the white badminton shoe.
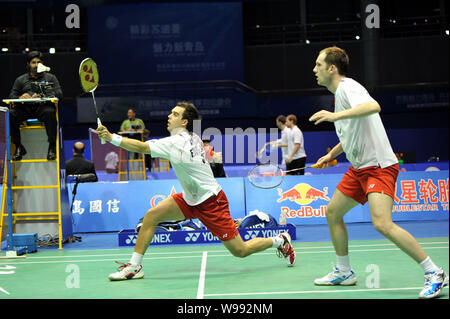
[419,268,449,299]
[314,266,357,286]
[108,261,144,281]
[276,232,296,267]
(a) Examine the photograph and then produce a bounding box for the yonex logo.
[369,184,375,189]
[185,232,201,242]
[244,230,260,240]
[125,235,137,245]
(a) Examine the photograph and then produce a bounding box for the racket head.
[79,58,99,93]
[248,163,285,189]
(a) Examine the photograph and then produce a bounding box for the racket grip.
[312,159,338,169]
[97,118,106,144]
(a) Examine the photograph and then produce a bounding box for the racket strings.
[248,163,284,189]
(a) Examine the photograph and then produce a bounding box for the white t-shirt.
[334,77,398,169]
[147,128,221,206]
[287,125,306,160]
[276,127,291,164]
[105,151,119,169]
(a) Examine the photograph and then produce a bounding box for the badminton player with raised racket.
[8,50,63,161]
[309,46,448,299]
[96,101,296,280]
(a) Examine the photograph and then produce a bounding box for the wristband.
[110,133,123,146]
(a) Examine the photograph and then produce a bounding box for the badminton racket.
[79,58,105,144]
[248,159,337,189]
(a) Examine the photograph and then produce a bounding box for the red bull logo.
[277,183,330,205]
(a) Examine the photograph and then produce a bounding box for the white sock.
[130,252,143,266]
[420,256,439,273]
[336,255,351,273]
[271,235,284,248]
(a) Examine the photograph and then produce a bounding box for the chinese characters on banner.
[393,178,449,212]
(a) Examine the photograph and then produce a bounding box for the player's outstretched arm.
[334,101,381,121]
[97,125,150,154]
[309,102,381,125]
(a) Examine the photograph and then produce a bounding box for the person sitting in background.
[9,50,63,161]
[65,141,98,181]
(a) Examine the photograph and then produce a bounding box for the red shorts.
[337,164,399,205]
[172,190,239,242]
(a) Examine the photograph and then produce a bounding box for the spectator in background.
[65,142,98,181]
[202,138,227,178]
[9,50,63,161]
[285,114,307,175]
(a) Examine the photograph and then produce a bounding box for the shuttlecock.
[37,62,50,73]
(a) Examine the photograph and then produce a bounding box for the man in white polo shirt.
[262,115,291,168]
[285,114,307,175]
[96,101,296,281]
[309,46,448,299]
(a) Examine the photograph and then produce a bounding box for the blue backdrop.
[88,2,244,84]
[69,177,245,233]
[67,171,449,233]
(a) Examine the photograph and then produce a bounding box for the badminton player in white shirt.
[96,101,296,281]
[309,46,448,299]
[262,115,291,167]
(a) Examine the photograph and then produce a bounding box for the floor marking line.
[293,241,449,250]
[0,255,203,265]
[0,287,10,295]
[196,251,208,299]
[15,241,448,259]
[25,251,210,259]
[0,246,447,265]
[204,286,449,297]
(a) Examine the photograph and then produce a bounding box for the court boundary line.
[0,287,10,295]
[204,286,449,297]
[2,237,446,254]
[12,240,449,260]
[1,246,447,265]
[196,251,208,299]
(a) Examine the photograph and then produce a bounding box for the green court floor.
[0,237,448,299]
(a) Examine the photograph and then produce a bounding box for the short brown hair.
[287,114,297,125]
[320,46,349,76]
[276,115,286,124]
[176,101,201,132]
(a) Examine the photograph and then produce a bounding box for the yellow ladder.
[0,107,64,250]
[118,134,147,181]
[152,158,170,172]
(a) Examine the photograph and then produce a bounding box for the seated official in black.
[65,142,98,182]
[9,50,63,161]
